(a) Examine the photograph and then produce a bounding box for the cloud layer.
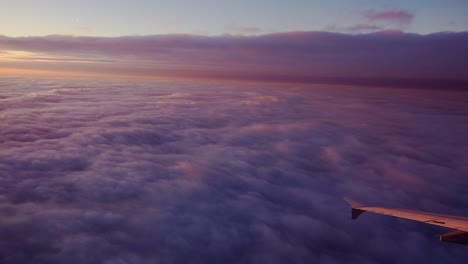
[0,76,467,263]
[1,31,467,89]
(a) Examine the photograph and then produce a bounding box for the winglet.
[343,197,363,208]
[343,197,365,220]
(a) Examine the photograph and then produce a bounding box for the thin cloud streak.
[345,24,383,32]
[363,9,414,25]
[0,31,467,89]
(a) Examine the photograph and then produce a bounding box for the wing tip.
[343,197,363,208]
[343,197,365,220]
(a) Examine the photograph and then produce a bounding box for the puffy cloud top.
[0,76,467,263]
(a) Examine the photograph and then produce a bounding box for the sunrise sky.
[1,0,468,88]
[2,0,468,36]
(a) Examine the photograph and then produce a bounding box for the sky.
[1,0,468,36]
[1,0,468,87]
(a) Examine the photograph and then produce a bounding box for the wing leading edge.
[344,197,468,245]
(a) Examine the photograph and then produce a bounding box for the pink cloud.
[172,161,201,178]
[322,146,342,164]
[363,9,414,25]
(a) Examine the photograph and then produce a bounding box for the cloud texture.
[1,31,468,89]
[0,76,467,263]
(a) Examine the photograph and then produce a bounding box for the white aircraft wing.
[344,197,468,245]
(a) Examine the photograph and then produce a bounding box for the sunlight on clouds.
[0,50,112,64]
[0,67,108,78]
[0,50,39,61]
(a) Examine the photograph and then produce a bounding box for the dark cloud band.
[1,31,467,89]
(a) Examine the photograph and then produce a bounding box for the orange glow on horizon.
[0,67,120,79]
[0,67,371,90]
[0,67,273,84]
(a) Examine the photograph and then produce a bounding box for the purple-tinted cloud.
[363,9,414,25]
[0,76,467,263]
[1,31,468,89]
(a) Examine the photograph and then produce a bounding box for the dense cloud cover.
[0,76,468,263]
[1,31,468,89]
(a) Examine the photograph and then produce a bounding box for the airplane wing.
[344,197,468,245]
